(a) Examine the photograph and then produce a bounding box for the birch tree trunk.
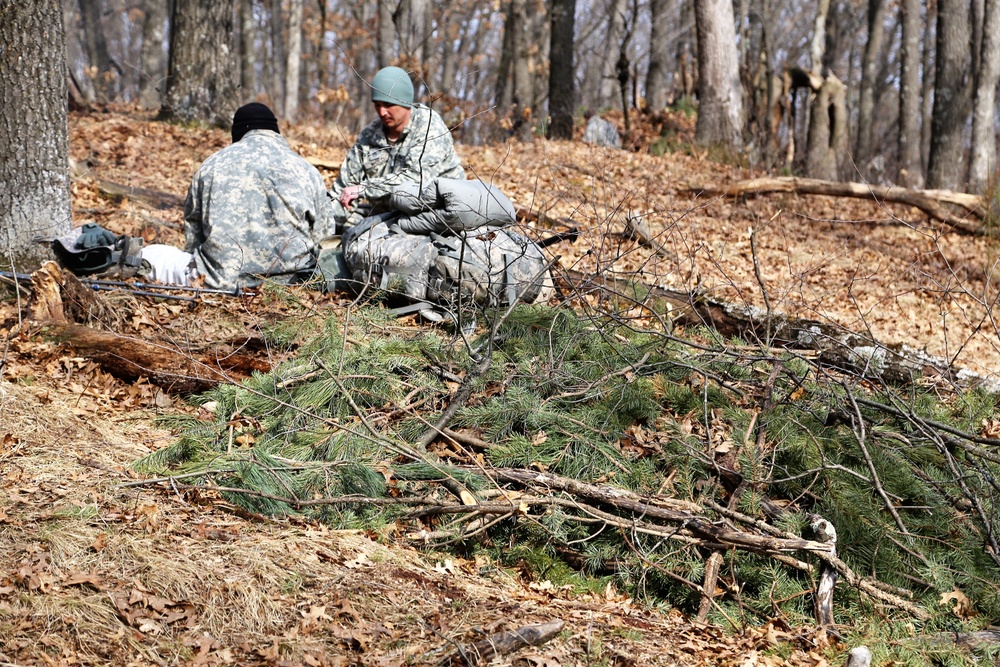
[968,0,1000,192]
[694,0,745,149]
[0,0,71,271]
[898,0,924,187]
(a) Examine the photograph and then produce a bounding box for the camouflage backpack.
[341,179,550,312]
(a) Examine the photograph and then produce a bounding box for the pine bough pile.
[137,305,1000,636]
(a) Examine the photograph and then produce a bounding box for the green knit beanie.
[370,67,414,108]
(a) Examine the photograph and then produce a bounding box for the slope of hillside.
[2,107,997,665]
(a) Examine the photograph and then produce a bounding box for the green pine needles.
[135,304,1000,644]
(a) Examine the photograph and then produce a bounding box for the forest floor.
[1,107,998,666]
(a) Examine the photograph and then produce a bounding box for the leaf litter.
[2,106,998,664]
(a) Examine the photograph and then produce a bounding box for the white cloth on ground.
[140,244,194,286]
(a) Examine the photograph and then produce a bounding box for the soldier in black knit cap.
[139,103,336,289]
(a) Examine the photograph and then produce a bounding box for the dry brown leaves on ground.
[2,106,994,665]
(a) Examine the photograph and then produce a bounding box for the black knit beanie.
[231,103,280,143]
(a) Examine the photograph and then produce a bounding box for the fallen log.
[682,176,994,237]
[445,620,565,666]
[22,262,269,393]
[40,324,270,393]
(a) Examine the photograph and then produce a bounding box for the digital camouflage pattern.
[184,130,335,289]
[330,104,465,229]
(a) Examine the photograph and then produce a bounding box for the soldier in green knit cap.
[329,66,465,231]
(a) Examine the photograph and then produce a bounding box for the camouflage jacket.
[184,130,335,289]
[330,104,465,226]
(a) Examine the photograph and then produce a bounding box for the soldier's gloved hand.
[75,223,117,249]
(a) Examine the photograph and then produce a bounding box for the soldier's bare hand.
[340,185,361,208]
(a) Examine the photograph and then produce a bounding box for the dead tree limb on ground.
[681,177,994,237]
[22,262,269,392]
[444,620,565,666]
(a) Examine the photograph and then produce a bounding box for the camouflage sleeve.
[182,170,205,252]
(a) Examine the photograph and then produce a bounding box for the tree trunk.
[645,0,669,111]
[268,0,286,114]
[796,70,848,180]
[855,0,887,179]
[139,0,169,110]
[810,0,831,72]
[926,0,972,189]
[284,0,304,121]
[239,0,257,96]
[161,0,237,126]
[512,0,535,140]
[598,0,627,109]
[0,0,71,272]
[898,0,924,187]
[968,0,1000,192]
[548,0,576,139]
[920,0,936,176]
[77,0,115,101]
[693,0,745,149]
[376,0,395,69]
[495,1,515,117]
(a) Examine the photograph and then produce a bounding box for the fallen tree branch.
[446,620,565,666]
[681,176,994,237]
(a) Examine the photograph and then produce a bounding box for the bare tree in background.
[645,0,670,111]
[898,0,924,187]
[78,0,118,101]
[597,0,627,109]
[927,0,972,189]
[693,0,744,149]
[139,0,169,109]
[548,0,576,139]
[376,0,395,68]
[161,0,237,126]
[854,0,886,179]
[285,0,304,121]
[239,0,257,97]
[968,0,1000,192]
[1,0,71,270]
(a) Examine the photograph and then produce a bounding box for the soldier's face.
[374,102,412,139]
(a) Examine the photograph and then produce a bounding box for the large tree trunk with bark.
[139,0,169,110]
[898,0,924,187]
[926,0,972,189]
[0,0,71,272]
[693,0,745,149]
[548,0,576,139]
[161,0,237,126]
[968,0,1000,192]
